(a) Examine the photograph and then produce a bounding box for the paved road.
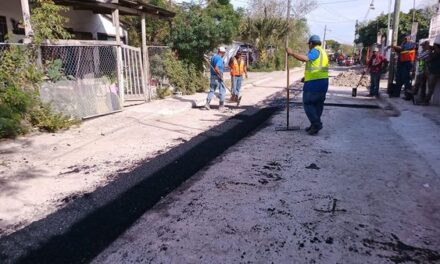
[93,82,440,263]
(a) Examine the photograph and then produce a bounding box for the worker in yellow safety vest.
[229,51,248,102]
[287,34,329,135]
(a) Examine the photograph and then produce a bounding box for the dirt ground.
[0,70,301,237]
[93,86,440,263]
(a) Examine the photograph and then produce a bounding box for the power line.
[318,0,359,5]
[307,18,355,24]
[320,5,356,21]
[363,0,374,21]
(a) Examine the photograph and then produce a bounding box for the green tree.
[240,0,313,70]
[121,0,173,47]
[168,1,241,70]
[356,7,435,46]
[326,39,341,52]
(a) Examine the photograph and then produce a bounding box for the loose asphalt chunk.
[0,106,278,264]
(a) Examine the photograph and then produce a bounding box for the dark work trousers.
[395,61,413,93]
[302,90,327,129]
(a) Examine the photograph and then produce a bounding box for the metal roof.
[54,0,175,19]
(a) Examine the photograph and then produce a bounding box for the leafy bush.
[162,51,208,95]
[150,54,167,83]
[0,45,44,90]
[31,0,72,45]
[0,86,34,138]
[156,87,172,99]
[46,59,64,82]
[29,102,79,132]
[0,0,77,139]
[188,65,209,93]
[0,85,78,138]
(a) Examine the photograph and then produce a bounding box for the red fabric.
[368,53,385,73]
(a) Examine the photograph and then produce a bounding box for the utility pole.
[387,0,401,95]
[323,25,327,50]
[386,0,392,48]
[412,0,416,23]
[354,20,358,56]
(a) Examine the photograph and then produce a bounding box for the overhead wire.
[320,5,356,21]
[363,0,374,21]
[317,0,359,5]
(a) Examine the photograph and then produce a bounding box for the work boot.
[305,125,312,132]
[219,101,225,112]
[307,125,322,136]
[203,100,211,110]
[229,94,236,102]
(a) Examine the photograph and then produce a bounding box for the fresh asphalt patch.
[0,106,279,264]
[291,101,381,109]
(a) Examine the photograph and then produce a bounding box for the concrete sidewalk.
[376,80,440,123]
[0,69,302,237]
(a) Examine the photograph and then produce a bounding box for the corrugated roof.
[54,0,175,19]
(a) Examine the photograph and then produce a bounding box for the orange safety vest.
[400,49,416,62]
[230,57,245,76]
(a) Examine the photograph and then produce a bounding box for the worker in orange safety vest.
[229,51,248,102]
[391,35,417,99]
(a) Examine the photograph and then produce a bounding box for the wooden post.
[20,0,34,43]
[113,8,125,106]
[141,14,151,101]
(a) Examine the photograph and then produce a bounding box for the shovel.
[352,71,366,97]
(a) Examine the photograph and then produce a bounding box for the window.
[0,16,7,42]
[73,31,93,40]
[97,32,126,44]
[10,18,24,35]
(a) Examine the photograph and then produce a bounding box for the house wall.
[0,0,26,42]
[0,0,127,43]
[62,9,127,41]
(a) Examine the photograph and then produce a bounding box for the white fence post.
[141,15,151,101]
[113,9,125,106]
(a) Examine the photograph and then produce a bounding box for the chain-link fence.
[1,42,126,118]
[39,43,121,118]
[147,46,170,98]
[41,44,118,80]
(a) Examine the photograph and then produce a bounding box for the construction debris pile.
[331,70,370,87]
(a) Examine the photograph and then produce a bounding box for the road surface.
[93,78,440,263]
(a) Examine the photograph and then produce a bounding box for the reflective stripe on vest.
[400,50,416,62]
[304,46,329,82]
[231,58,245,76]
[418,60,425,73]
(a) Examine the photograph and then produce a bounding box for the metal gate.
[122,45,147,102]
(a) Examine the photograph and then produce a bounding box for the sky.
[176,0,438,44]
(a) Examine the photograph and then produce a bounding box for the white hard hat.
[218,46,226,52]
[373,47,379,52]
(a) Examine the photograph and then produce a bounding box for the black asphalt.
[0,106,278,264]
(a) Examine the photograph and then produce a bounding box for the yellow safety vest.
[304,46,329,82]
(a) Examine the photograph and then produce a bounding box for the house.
[1,0,175,119]
[0,0,129,43]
